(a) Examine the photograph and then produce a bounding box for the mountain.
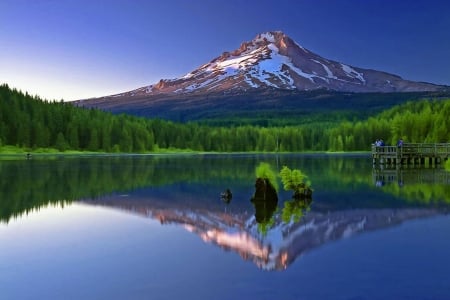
[75,31,447,121]
[82,194,442,271]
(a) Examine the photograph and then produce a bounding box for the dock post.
[372,143,450,168]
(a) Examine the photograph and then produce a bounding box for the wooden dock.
[372,143,450,166]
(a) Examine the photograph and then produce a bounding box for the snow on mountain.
[74,30,446,120]
[108,31,442,98]
[82,196,442,271]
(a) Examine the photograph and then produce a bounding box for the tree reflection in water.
[251,164,314,236]
[251,178,279,236]
[281,197,312,224]
[3,156,449,271]
[250,177,313,236]
[248,174,314,269]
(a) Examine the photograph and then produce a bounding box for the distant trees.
[0,84,449,153]
[0,84,155,152]
[327,99,450,150]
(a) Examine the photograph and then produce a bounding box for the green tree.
[55,132,68,151]
[88,129,99,151]
[67,123,79,149]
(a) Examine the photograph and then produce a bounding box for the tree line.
[0,84,449,152]
[0,84,155,152]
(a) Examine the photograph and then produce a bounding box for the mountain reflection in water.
[1,155,449,271]
[81,193,442,271]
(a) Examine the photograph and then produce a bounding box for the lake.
[1,154,450,300]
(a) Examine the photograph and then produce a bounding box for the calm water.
[1,154,450,300]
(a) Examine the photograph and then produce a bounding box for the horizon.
[1,0,450,101]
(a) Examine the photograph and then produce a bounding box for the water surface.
[1,154,450,299]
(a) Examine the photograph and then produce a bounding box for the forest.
[0,83,449,153]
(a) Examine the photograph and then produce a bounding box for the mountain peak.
[234,31,302,56]
[93,31,444,99]
[252,31,287,44]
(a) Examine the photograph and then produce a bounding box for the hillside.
[1,84,448,153]
[81,89,450,124]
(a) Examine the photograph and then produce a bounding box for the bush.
[255,162,278,191]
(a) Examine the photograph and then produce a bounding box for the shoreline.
[0,149,371,160]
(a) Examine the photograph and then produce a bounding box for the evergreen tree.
[55,132,68,151]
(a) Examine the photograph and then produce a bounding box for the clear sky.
[1,0,449,101]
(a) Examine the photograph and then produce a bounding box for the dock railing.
[372,143,450,166]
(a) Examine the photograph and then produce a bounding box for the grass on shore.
[0,145,372,157]
[0,145,202,157]
[0,145,105,154]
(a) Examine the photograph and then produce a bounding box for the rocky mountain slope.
[75,31,446,120]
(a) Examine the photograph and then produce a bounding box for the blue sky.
[1,0,449,101]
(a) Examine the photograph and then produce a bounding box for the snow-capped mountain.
[107,31,441,97]
[75,31,446,120]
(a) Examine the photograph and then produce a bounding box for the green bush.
[255,162,279,191]
[279,165,312,198]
